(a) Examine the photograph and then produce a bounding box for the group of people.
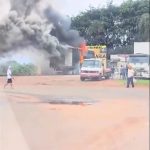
[119,65,128,80]
[3,64,135,89]
[111,64,135,88]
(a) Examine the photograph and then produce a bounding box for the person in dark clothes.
[111,66,115,79]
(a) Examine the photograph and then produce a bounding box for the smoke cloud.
[0,0,83,68]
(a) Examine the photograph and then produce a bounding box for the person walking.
[126,64,135,88]
[4,66,14,89]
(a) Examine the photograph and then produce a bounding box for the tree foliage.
[137,13,149,41]
[71,0,149,53]
[0,61,37,76]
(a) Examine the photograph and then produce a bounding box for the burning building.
[0,0,83,75]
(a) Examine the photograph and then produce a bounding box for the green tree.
[71,0,149,53]
[137,13,149,41]
[0,61,37,76]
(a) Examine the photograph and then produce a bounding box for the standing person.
[119,65,123,79]
[125,64,128,79]
[126,64,135,88]
[111,66,115,79]
[4,66,14,89]
[122,66,127,80]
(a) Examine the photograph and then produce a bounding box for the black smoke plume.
[0,0,83,68]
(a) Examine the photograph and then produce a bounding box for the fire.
[80,42,88,52]
[79,42,88,64]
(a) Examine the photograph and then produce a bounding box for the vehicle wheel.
[105,73,111,79]
[93,77,98,81]
[105,75,110,79]
[80,77,85,81]
[97,74,102,81]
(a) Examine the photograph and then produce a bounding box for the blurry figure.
[119,65,123,79]
[111,66,115,79]
[122,66,127,80]
[125,64,128,79]
[126,64,135,88]
[4,66,14,89]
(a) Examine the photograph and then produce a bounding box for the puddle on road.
[3,84,98,106]
[39,96,97,105]
[8,93,97,106]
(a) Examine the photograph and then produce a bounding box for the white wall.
[134,42,150,54]
[65,48,72,66]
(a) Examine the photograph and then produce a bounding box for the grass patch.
[135,79,149,85]
[118,79,149,86]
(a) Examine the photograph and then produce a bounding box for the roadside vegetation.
[135,79,149,86]
[0,61,37,76]
[119,79,149,86]
[71,0,149,54]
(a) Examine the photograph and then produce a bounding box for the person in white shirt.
[127,64,135,88]
[4,66,14,88]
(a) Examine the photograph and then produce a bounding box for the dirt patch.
[0,76,149,150]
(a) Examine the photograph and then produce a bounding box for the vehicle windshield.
[86,51,95,59]
[82,60,101,68]
[129,56,149,64]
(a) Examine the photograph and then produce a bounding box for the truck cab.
[128,54,150,78]
[80,58,111,81]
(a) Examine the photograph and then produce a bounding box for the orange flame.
[80,43,88,52]
[79,42,88,64]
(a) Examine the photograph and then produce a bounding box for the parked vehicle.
[80,58,111,81]
[128,42,150,79]
[128,54,150,79]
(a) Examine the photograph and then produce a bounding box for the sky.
[52,0,125,16]
[0,0,125,20]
